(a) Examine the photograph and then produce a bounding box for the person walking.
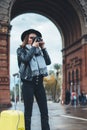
[71,91,77,107]
[17,29,51,130]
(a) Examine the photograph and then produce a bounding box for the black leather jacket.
[17,46,51,81]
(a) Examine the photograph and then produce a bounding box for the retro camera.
[33,37,43,42]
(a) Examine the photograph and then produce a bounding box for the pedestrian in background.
[17,29,51,130]
[71,91,77,106]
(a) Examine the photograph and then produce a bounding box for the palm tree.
[54,63,61,74]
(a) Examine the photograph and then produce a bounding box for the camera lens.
[35,37,42,42]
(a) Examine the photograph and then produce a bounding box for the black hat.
[21,29,42,41]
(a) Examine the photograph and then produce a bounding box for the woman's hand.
[39,41,45,49]
[32,41,39,47]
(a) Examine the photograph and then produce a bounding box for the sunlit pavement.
[9,101,87,130]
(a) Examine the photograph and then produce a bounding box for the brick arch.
[0,0,87,106]
[10,0,81,48]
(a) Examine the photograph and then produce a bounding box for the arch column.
[0,22,11,107]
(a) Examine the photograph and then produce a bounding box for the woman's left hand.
[39,41,45,49]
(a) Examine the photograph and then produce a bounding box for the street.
[10,101,87,130]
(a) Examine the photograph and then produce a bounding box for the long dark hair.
[20,34,29,47]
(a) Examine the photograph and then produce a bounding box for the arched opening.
[10,0,82,103]
[72,70,74,85]
[10,13,62,102]
[76,69,79,83]
[68,71,71,85]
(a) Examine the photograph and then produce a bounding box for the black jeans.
[22,75,50,130]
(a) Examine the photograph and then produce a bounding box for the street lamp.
[13,73,18,109]
[13,72,21,109]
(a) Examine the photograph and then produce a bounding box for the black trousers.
[22,75,50,130]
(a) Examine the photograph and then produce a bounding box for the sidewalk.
[10,101,87,130]
[1,101,87,130]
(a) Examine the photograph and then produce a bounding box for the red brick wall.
[62,41,87,102]
[0,24,11,107]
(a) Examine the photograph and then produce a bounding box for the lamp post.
[13,72,21,109]
[13,73,18,109]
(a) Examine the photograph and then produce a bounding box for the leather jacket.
[17,46,51,81]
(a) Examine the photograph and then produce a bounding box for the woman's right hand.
[32,41,39,47]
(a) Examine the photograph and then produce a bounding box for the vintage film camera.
[33,36,43,42]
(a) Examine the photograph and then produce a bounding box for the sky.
[10,13,62,89]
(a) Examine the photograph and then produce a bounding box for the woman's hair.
[21,34,29,47]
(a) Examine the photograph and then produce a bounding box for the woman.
[17,29,51,130]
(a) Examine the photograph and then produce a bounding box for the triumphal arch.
[0,0,87,107]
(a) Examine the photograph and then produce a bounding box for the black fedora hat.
[21,29,42,41]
